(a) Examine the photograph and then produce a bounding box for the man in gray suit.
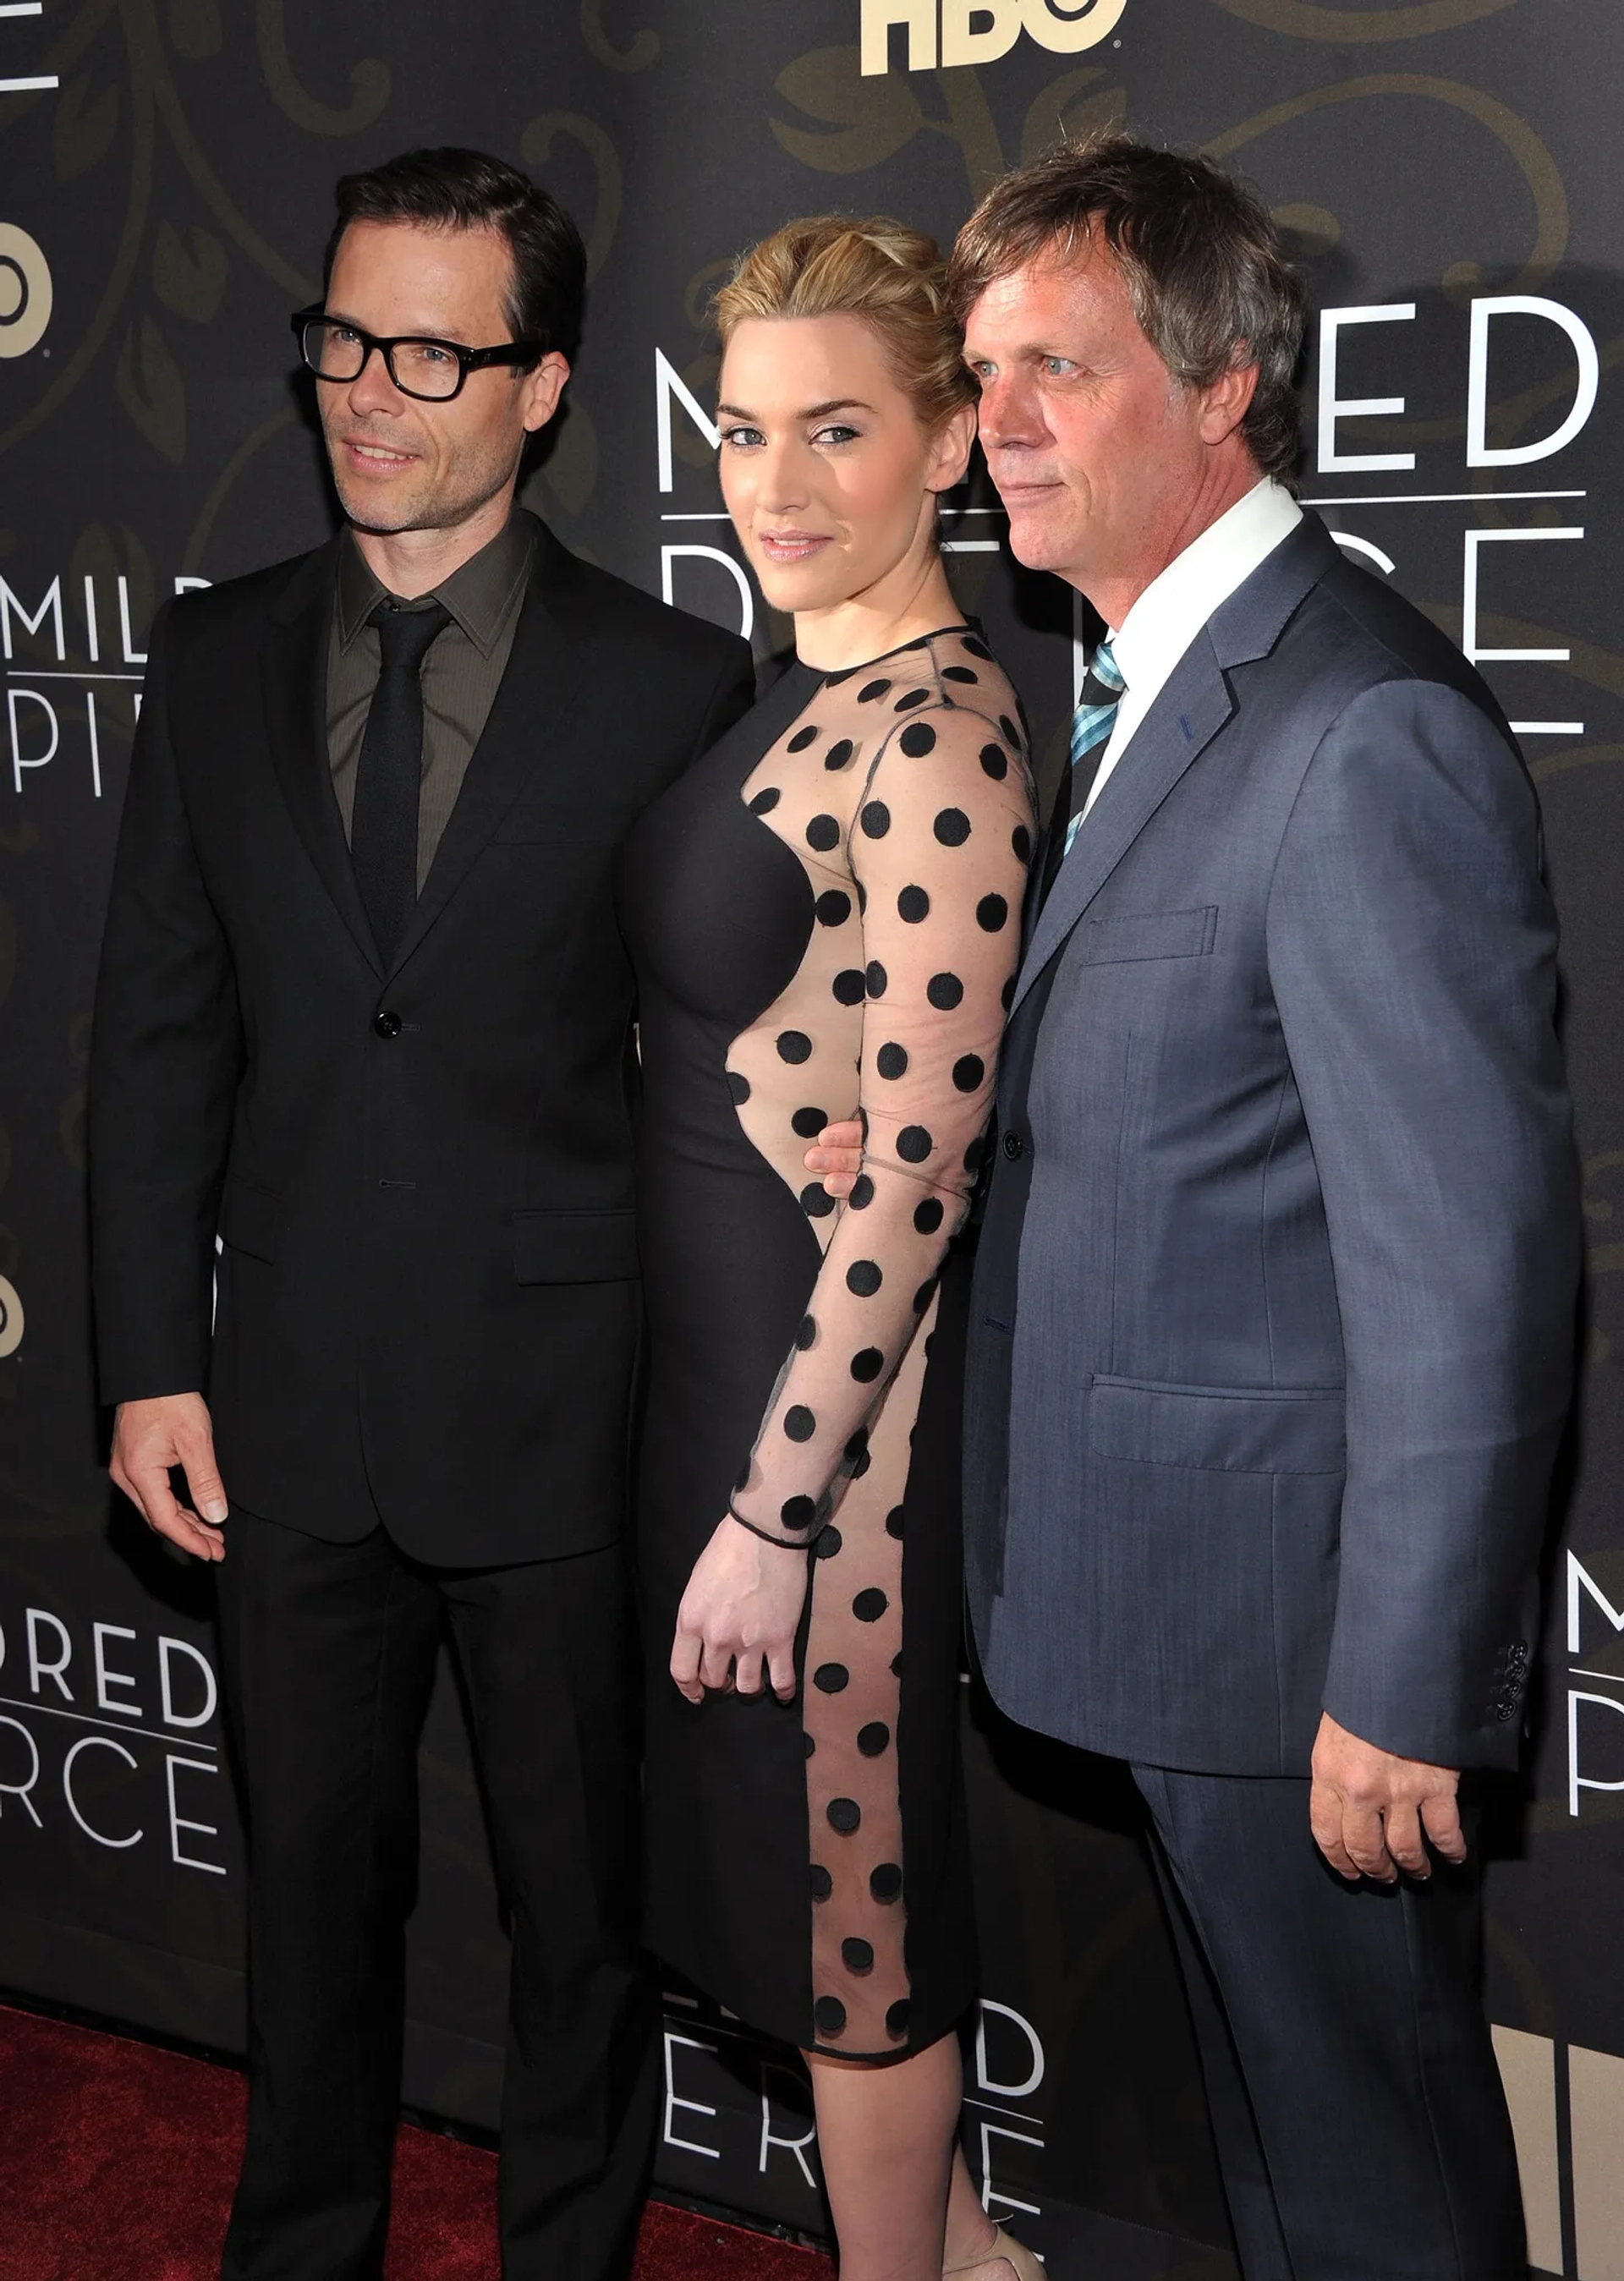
[952,138,1578,2278]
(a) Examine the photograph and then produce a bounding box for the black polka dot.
[859,800,891,839]
[777,1030,811,1064]
[814,1994,847,2036]
[847,1260,883,1297]
[865,961,888,999]
[934,807,970,847]
[885,1505,905,1539]
[1001,974,1016,1011]
[858,1722,891,1757]
[824,738,854,770]
[804,1732,817,1757]
[927,973,963,1010]
[875,1041,908,1080]
[977,893,1008,932]
[963,634,992,661]
[886,1999,912,2040]
[791,1105,827,1138]
[858,677,891,703]
[842,1938,875,1973]
[891,1650,903,1675]
[787,725,819,752]
[941,664,978,683]
[828,1796,861,1834]
[813,1662,849,1693]
[844,1428,869,1465]
[850,1347,884,1383]
[853,1587,888,1622]
[979,743,1007,780]
[785,1404,817,1442]
[953,1053,985,1093]
[894,688,930,711]
[850,1445,871,1479]
[870,1862,903,1902]
[796,1313,817,1349]
[898,721,937,758]
[816,889,853,926]
[914,1278,937,1313]
[806,813,840,853]
[914,1197,943,1234]
[815,1524,842,1559]
[999,714,1020,747]
[897,884,930,923]
[810,1863,832,1898]
[897,1125,932,1163]
[727,1070,750,1104]
[849,1174,875,1209]
[800,1183,836,1219]
[749,785,782,812]
[782,1494,817,1531]
[1012,825,1031,864]
[832,968,866,1006]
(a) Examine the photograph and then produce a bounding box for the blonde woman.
[618,219,1040,2281]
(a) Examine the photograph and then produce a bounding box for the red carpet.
[0,2004,831,2280]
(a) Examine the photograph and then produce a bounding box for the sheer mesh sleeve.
[730,699,1035,1543]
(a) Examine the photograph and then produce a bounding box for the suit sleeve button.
[1001,1131,1025,1161]
[373,1010,402,1039]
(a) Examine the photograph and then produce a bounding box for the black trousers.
[215,1516,656,2281]
[1133,1766,1524,2281]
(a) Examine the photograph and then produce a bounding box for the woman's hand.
[671,1517,809,1705]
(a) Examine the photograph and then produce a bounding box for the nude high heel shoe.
[943,2223,1044,2279]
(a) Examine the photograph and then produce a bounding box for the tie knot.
[1084,639,1124,699]
[371,598,452,674]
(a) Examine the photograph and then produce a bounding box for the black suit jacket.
[89,512,754,1565]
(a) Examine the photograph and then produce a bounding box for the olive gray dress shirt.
[326,513,534,891]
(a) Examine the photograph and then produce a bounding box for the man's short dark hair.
[325,146,587,367]
[949,133,1307,486]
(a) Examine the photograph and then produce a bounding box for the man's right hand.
[110,1393,228,1563]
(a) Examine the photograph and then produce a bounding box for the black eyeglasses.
[291,309,545,403]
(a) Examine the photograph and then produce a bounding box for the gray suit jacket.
[964,513,1580,1776]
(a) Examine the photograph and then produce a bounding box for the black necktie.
[1037,641,1127,908]
[350,599,451,964]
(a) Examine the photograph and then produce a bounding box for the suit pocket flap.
[219,1180,279,1264]
[513,1208,639,1285]
[1078,906,1218,964]
[1089,1375,1344,1475]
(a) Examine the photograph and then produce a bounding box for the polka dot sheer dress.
[619,626,1034,2059]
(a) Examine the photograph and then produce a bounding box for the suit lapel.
[261,538,383,977]
[1009,512,1341,1020]
[1011,635,1232,1017]
[387,521,595,975]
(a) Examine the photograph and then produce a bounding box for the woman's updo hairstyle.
[713,214,977,433]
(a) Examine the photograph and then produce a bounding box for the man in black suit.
[88,148,752,2281]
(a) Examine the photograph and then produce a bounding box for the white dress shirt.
[1080,477,1303,823]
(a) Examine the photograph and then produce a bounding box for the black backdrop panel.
[3,4,1622,2272]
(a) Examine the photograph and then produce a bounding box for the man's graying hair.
[948,134,1308,486]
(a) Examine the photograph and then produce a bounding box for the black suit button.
[373,1010,402,1039]
[1002,1131,1025,1161]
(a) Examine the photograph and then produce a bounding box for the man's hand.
[1309,1711,1464,1883]
[671,1516,809,1704]
[804,1117,864,1200]
[110,1393,228,1563]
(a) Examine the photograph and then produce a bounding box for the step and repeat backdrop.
[3,2,1623,2273]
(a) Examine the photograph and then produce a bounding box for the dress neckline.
[798,624,974,683]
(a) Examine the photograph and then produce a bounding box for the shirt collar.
[334,513,535,658]
[1107,478,1303,693]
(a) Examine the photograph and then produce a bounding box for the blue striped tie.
[1061,639,1126,859]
